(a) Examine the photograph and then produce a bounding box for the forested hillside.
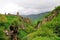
[22,6,60,40]
[0,14,35,40]
[0,6,60,40]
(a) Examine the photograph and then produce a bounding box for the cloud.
[0,0,60,15]
[19,8,40,15]
[13,0,60,9]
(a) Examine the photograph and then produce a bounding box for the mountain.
[22,6,60,40]
[0,6,60,40]
[21,12,50,22]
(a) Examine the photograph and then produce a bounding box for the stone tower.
[17,12,19,16]
[5,12,6,15]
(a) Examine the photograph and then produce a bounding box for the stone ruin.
[4,25,18,40]
[4,12,20,16]
[16,12,19,16]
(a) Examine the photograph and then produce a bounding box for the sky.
[0,0,60,15]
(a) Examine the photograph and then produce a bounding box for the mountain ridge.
[21,11,50,22]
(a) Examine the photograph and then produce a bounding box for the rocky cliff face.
[36,7,60,28]
[42,10,58,24]
[23,18,31,23]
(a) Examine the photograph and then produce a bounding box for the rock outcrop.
[23,18,31,24]
[36,9,59,28]
[20,24,25,29]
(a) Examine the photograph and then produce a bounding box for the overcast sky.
[0,0,60,15]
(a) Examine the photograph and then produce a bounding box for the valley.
[0,6,60,40]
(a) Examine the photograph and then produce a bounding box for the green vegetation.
[0,14,35,40]
[22,6,60,40]
[0,6,60,40]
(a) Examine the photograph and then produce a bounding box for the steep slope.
[22,6,60,40]
[0,14,35,40]
[36,8,59,28]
